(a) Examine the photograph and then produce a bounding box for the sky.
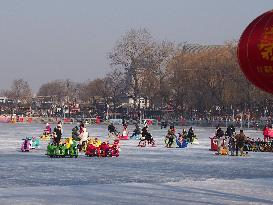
[0,0,273,92]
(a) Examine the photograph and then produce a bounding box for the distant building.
[178,43,226,54]
[0,97,8,104]
[119,94,150,109]
[0,97,15,105]
[135,97,150,109]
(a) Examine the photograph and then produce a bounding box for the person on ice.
[177,133,187,148]
[72,126,80,140]
[182,129,187,137]
[187,127,195,143]
[44,123,52,134]
[122,116,126,127]
[215,127,225,154]
[79,127,89,151]
[108,123,118,135]
[228,134,236,156]
[53,125,62,146]
[140,125,154,144]
[79,121,85,134]
[226,124,235,138]
[141,125,149,137]
[263,124,269,142]
[165,125,176,147]
[57,121,62,128]
[121,123,128,136]
[215,124,221,136]
[160,120,168,129]
[50,131,57,145]
[57,121,63,134]
[130,124,141,139]
[235,130,247,156]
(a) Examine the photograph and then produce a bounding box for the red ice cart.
[209,136,218,151]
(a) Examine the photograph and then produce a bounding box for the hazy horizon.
[0,0,272,92]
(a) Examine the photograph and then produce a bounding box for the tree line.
[1,28,273,118]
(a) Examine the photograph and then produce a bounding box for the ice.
[0,123,272,204]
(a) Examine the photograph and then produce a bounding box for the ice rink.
[0,123,272,205]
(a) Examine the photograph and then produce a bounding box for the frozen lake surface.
[0,123,272,205]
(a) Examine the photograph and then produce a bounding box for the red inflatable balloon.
[238,10,273,94]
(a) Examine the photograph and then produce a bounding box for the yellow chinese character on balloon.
[258,26,273,61]
[264,66,273,74]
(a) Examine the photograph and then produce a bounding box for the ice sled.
[85,143,98,157]
[209,136,218,151]
[176,139,188,148]
[119,130,129,140]
[130,134,140,140]
[46,137,79,158]
[85,139,120,157]
[21,137,40,152]
[40,133,51,141]
[220,147,228,155]
[191,138,200,145]
[21,137,32,152]
[31,137,40,149]
[138,135,156,147]
[119,135,129,140]
[268,129,273,139]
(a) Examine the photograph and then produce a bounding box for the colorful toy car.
[21,137,32,152]
[40,133,51,141]
[21,137,40,152]
[46,137,78,158]
[85,139,120,157]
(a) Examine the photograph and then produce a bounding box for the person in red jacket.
[110,139,120,157]
[263,125,269,142]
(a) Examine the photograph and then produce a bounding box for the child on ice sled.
[176,133,187,148]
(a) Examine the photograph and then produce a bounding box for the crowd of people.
[213,124,273,156]
[164,126,197,148]
[42,120,273,155]
[44,121,120,157]
[44,121,88,149]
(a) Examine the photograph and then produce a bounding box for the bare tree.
[79,78,109,104]
[140,40,175,108]
[109,28,175,111]
[166,42,273,117]
[38,80,70,104]
[8,79,32,104]
[105,69,126,113]
[109,28,155,108]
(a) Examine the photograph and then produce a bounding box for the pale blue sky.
[0,0,272,91]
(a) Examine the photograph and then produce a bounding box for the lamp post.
[106,104,109,121]
[240,112,243,129]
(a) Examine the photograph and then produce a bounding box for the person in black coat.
[72,126,80,140]
[226,124,235,137]
[215,127,224,139]
[130,124,141,139]
[53,125,62,145]
[108,123,118,135]
[187,127,195,142]
[141,126,152,142]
